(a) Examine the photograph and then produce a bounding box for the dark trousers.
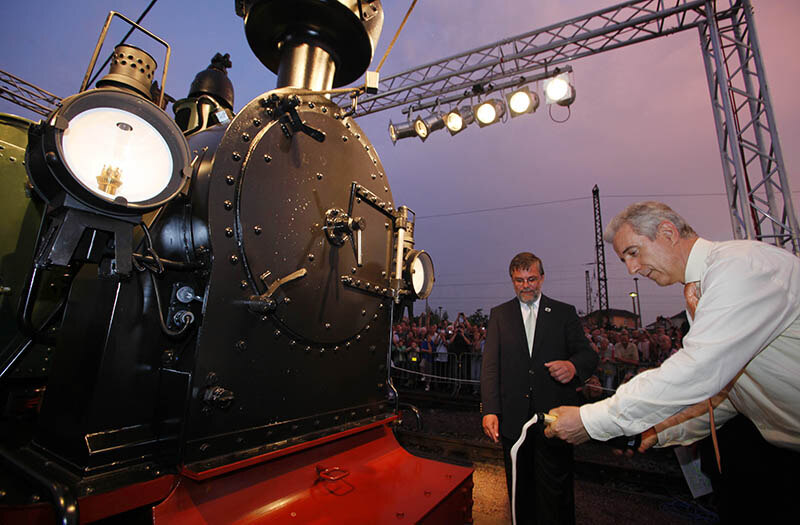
[501,419,575,525]
[700,415,799,524]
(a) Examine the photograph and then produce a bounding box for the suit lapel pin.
[544,307,551,313]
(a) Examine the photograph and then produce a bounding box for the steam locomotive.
[0,1,473,523]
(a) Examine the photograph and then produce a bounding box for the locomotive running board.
[154,422,474,524]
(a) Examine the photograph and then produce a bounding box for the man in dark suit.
[481,252,597,524]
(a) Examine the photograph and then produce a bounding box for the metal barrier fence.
[391,349,661,397]
[390,351,482,395]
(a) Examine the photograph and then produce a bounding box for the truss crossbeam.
[336,0,724,116]
[0,69,61,117]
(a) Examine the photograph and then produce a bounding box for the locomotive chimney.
[275,37,336,92]
[237,0,384,91]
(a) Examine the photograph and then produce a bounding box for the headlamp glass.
[61,107,173,203]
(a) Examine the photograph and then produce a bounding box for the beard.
[517,289,540,304]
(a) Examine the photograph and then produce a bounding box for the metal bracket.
[246,268,307,314]
[264,94,326,142]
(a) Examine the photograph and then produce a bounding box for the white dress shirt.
[581,238,800,451]
[519,297,540,357]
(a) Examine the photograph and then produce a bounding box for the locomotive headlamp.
[404,249,434,300]
[25,88,190,275]
[29,88,190,215]
[63,107,172,202]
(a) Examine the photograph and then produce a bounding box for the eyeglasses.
[513,277,540,285]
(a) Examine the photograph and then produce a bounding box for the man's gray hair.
[603,201,696,242]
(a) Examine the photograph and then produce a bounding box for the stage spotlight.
[445,111,464,134]
[389,119,416,145]
[506,87,539,117]
[444,106,474,136]
[413,114,445,141]
[544,73,576,106]
[473,99,506,127]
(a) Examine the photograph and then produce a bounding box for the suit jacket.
[481,294,598,441]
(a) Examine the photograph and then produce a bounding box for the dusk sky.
[2,1,798,325]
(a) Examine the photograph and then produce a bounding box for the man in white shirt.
[544,201,800,520]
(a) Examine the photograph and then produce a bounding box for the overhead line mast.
[585,269,592,316]
[593,185,609,312]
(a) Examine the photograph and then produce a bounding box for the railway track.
[394,391,707,506]
[396,388,480,411]
[395,430,691,499]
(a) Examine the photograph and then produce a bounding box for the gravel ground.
[399,408,719,524]
[470,461,716,525]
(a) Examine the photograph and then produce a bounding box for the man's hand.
[638,427,658,453]
[544,360,576,384]
[482,414,500,443]
[543,406,590,445]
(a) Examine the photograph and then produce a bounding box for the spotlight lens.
[475,103,497,124]
[545,77,570,102]
[509,91,531,114]
[414,119,428,138]
[445,112,463,132]
[389,123,398,142]
[61,107,173,203]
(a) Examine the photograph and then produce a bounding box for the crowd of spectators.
[391,312,688,398]
[581,322,687,400]
[391,313,485,391]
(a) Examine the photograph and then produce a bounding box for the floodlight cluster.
[388,74,575,144]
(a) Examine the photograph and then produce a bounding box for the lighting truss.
[698,4,800,251]
[334,0,719,117]
[333,0,799,253]
[1,0,795,251]
[0,69,62,117]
